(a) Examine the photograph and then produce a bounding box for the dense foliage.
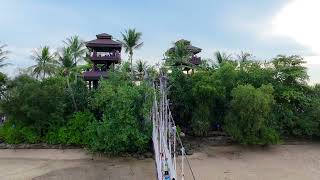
[169,55,320,145]
[0,32,319,152]
[0,69,153,154]
[225,84,280,145]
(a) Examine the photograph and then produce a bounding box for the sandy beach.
[0,144,320,180]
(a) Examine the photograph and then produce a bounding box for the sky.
[0,0,319,84]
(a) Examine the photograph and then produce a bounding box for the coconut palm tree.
[237,51,253,62]
[58,47,78,110]
[0,43,10,68]
[58,47,74,75]
[63,36,87,66]
[30,46,58,79]
[214,51,232,64]
[120,29,143,77]
[134,60,148,80]
[165,40,192,69]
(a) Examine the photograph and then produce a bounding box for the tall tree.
[237,51,253,62]
[58,47,77,110]
[165,40,192,71]
[63,36,87,66]
[120,29,143,77]
[225,84,279,145]
[134,60,148,80]
[0,43,10,68]
[30,46,58,79]
[214,51,232,65]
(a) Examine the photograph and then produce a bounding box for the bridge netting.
[152,75,195,180]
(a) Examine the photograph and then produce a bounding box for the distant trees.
[120,29,144,77]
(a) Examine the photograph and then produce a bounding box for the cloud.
[270,0,320,84]
[272,0,320,55]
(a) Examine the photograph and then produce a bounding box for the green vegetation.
[168,54,320,145]
[120,29,144,77]
[29,46,58,79]
[225,84,280,145]
[0,30,153,154]
[87,72,152,154]
[0,30,319,154]
[0,69,152,153]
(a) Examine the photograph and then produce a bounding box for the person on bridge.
[163,159,170,180]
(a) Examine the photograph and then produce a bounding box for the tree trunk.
[74,55,77,66]
[130,52,134,79]
[67,75,77,111]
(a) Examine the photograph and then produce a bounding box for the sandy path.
[0,144,320,180]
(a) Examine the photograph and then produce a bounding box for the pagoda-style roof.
[168,39,202,54]
[86,33,122,49]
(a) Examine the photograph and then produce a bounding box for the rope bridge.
[152,75,196,180]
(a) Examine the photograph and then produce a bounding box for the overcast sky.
[0,0,319,84]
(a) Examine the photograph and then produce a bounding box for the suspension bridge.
[152,75,196,180]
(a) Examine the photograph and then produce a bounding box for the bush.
[168,69,193,129]
[88,73,153,154]
[191,104,211,136]
[46,111,96,145]
[62,111,96,145]
[225,84,280,145]
[0,121,39,144]
[190,71,224,136]
[1,75,66,136]
[64,79,90,116]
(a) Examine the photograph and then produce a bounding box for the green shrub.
[191,105,211,136]
[225,84,280,145]
[62,111,96,145]
[0,121,39,144]
[1,75,66,136]
[46,111,96,145]
[88,73,153,154]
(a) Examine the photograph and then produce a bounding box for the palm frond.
[0,43,10,68]
[29,46,58,79]
[63,36,87,66]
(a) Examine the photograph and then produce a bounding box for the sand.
[0,144,320,180]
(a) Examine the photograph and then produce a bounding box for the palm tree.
[134,60,148,80]
[0,43,10,68]
[165,40,192,69]
[214,51,232,64]
[63,36,87,66]
[237,51,252,62]
[58,47,78,110]
[30,46,58,79]
[120,28,143,77]
[58,47,74,75]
